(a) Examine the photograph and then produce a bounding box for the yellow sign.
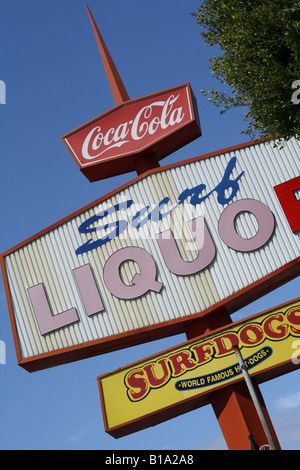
[98,298,300,438]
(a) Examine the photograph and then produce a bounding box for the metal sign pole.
[233,345,278,450]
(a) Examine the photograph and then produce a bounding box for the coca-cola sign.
[62,83,201,181]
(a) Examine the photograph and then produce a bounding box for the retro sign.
[0,138,299,371]
[62,84,201,181]
[98,298,300,438]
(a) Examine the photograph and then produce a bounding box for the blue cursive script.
[76,157,244,255]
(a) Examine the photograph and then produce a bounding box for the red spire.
[86,4,130,106]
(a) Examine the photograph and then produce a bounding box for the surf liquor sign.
[1,138,299,372]
[62,83,201,181]
[98,297,300,438]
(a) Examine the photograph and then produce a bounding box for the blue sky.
[0,0,299,450]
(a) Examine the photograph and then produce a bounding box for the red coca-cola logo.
[62,84,201,181]
[81,93,185,161]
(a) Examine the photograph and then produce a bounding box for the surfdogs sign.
[98,298,300,437]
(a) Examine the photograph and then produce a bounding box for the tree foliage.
[192,0,300,143]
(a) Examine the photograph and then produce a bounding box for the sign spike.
[86,4,130,106]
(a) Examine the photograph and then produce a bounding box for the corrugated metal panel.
[172,140,299,296]
[3,138,300,360]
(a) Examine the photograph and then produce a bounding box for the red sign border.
[1,138,299,372]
